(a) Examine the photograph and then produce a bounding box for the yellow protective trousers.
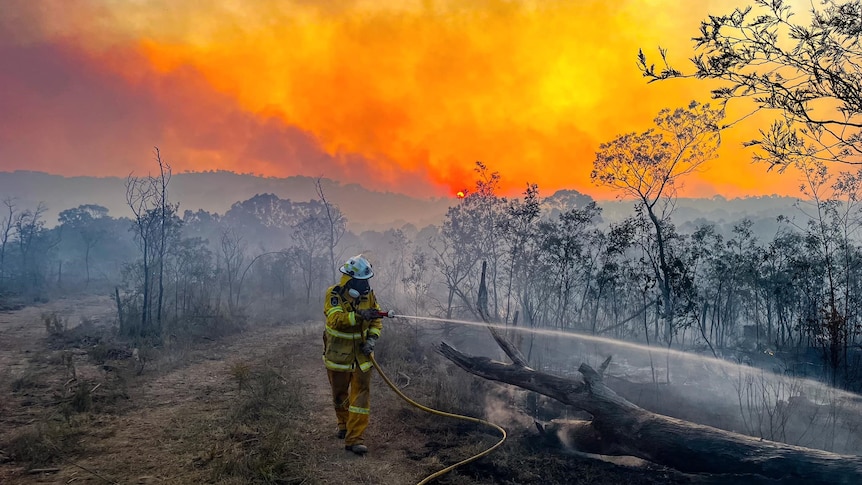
[327,367,372,446]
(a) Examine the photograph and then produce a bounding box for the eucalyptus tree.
[467,162,509,318]
[592,101,724,345]
[171,236,215,319]
[429,215,481,320]
[13,203,52,292]
[222,193,299,251]
[762,227,807,348]
[401,248,432,318]
[791,160,862,383]
[722,219,764,348]
[573,225,641,338]
[500,184,541,325]
[593,222,642,340]
[219,228,247,315]
[497,184,559,360]
[680,223,724,354]
[124,148,180,336]
[315,178,347,282]
[0,197,16,288]
[58,204,110,285]
[639,0,862,171]
[291,205,331,304]
[537,202,603,330]
[430,162,507,320]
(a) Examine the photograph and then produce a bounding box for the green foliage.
[640,0,862,171]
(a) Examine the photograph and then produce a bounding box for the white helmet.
[340,255,374,280]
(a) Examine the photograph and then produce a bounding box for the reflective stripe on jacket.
[322,274,383,372]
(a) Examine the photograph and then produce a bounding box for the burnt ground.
[0,295,761,484]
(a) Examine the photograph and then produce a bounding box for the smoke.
[483,385,533,429]
[0,0,439,193]
[0,0,808,198]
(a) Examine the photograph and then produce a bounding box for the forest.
[3,154,862,390]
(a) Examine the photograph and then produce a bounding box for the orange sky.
[0,0,810,199]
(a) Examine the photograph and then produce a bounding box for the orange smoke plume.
[0,0,805,199]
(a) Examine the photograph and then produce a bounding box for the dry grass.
[3,419,85,468]
[41,311,67,336]
[206,358,308,483]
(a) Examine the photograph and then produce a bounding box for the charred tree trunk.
[437,342,862,483]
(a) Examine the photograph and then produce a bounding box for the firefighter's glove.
[360,337,377,356]
[357,309,380,321]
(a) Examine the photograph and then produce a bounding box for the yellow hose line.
[370,353,507,485]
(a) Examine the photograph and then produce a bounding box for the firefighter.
[323,255,383,455]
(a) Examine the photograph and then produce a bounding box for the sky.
[0,0,811,199]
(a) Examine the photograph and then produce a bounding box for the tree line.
[3,146,862,391]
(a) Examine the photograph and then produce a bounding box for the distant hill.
[0,171,799,237]
[0,171,454,232]
[600,195,798,240]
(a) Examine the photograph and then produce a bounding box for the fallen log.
[437,342,862,484]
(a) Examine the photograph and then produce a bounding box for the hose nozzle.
[375,310,396,318]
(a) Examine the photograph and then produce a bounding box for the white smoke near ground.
[483,386,534,429]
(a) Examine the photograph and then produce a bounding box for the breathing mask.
[346,278,371,299]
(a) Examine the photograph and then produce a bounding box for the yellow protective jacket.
[323,274,383,372]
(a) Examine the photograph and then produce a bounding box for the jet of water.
[395,313,862,402]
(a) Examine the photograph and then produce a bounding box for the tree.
[431,162,508,321]
[219,228,246,315]
[430,205,483,321]
[761,228,806,348]
[124,147,179,336]
[315,178,347,282]
[639,0,862,171]
[222,193,300,251]
[788,160,862,384]
[685,223,726,355]
[402,248,432,317]
[501,184,541,326]
[127,172,157,335]
[14,203,50,291]
[172,236,215,318]
[537,203,603,330]
[58,204,109,285]
[154,148,175,331]
[592,101,723,345]
[291,207,330,304]
[0,197,16,289]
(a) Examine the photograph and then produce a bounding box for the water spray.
[374,311,862,476]
[389,312,862,403]
[367,310,507,485]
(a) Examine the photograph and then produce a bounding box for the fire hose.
[367,310,507,485]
